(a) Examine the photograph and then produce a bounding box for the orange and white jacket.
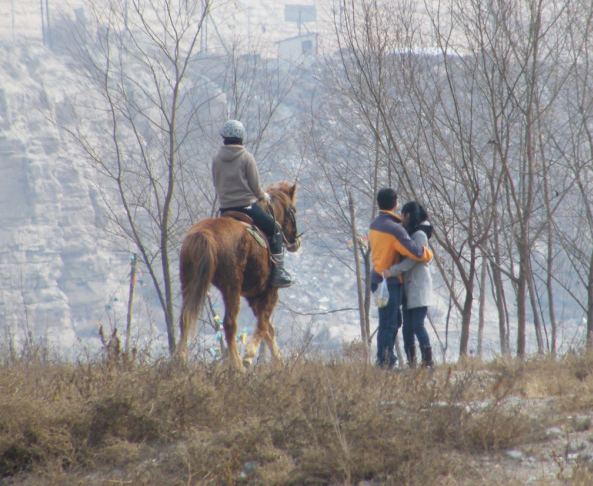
[369,210,433,285]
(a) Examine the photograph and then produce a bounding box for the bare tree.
[56,0,219,354]
[554,0,593,349]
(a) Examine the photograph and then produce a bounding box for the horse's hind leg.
[178,296,200,364]
[243,296,267,366]
[244,290,282,366]
[178,301,190,362]
[221,289,244,371]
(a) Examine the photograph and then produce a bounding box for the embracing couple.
[368,188,435,370]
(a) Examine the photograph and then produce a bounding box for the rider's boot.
[271,252,294,288]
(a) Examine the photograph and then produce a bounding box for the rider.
[212,120,294,288]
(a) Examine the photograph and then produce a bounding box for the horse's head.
[267,182,302,253]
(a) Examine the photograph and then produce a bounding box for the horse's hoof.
[243,358,253,368]
[174,352,188,367]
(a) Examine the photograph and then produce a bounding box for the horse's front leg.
[244,290,283,367]
[263,321,283,366]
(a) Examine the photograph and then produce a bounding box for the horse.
[178,181,302,370]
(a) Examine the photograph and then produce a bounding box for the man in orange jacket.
[369,188,433,369]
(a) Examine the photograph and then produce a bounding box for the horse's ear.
[289,183,298,204]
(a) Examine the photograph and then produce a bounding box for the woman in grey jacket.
[383,202,434,367]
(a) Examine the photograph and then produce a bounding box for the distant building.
[276,33,318,63]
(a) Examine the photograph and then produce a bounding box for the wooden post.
[349,192,369,346]
[125,254,137,354]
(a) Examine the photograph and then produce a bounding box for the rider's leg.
[267,222,293,287]
[221,202,276,240]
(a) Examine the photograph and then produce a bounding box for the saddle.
[221,211,269,250]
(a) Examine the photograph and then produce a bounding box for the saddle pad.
[245,226,268,249]
[221,211,254,225]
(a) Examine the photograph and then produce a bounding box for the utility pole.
[349,192,369,349]
[40,0,45,45]
[11,0,15,45]
[125,254,138,354]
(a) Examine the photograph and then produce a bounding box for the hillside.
[0,41,123,349]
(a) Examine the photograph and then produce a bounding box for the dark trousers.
[371,282,402,367]
[402,293,431,348]
[221,202,282,254]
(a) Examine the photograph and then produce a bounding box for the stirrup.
[271,269,294,288]
[271,253,294,288]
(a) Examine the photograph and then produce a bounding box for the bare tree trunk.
[588,250,593,349]
[477,257,487,357]
[542,149,557,355]
[517,264,527,357]
[490,259,509,356]
[546,251,557,355]
[125,254,137,355]
[526,259,544,354]
[459,248,476,357]
[459,288,474,357]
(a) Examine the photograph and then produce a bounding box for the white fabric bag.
[374,279,389,308]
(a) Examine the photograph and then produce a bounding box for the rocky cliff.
[0,42,121,349]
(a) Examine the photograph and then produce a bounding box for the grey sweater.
[212,145,265,209]
[388,223,433,309]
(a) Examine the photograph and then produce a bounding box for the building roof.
[274,32,318,44]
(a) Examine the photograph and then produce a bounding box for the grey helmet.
[221,120,246,141]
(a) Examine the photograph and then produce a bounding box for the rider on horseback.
[212,120,294,288]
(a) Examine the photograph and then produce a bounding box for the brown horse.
[178,182,301,370]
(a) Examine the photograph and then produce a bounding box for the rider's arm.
[245,153,266,201]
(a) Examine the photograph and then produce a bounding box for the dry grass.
[1,344,593,485]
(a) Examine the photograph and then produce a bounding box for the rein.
[266,198,302,252]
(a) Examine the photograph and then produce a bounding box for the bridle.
[267,198,303,252]
[282,205,303,252]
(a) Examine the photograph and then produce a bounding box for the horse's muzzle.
[286,236,302,253]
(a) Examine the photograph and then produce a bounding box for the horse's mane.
[266,181,296,208]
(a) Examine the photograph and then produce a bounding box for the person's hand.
[383,269,392,279]
[263,192,271,204]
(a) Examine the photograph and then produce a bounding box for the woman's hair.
[401,201,428,230]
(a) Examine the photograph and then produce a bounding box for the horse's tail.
[178,229,217,360]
